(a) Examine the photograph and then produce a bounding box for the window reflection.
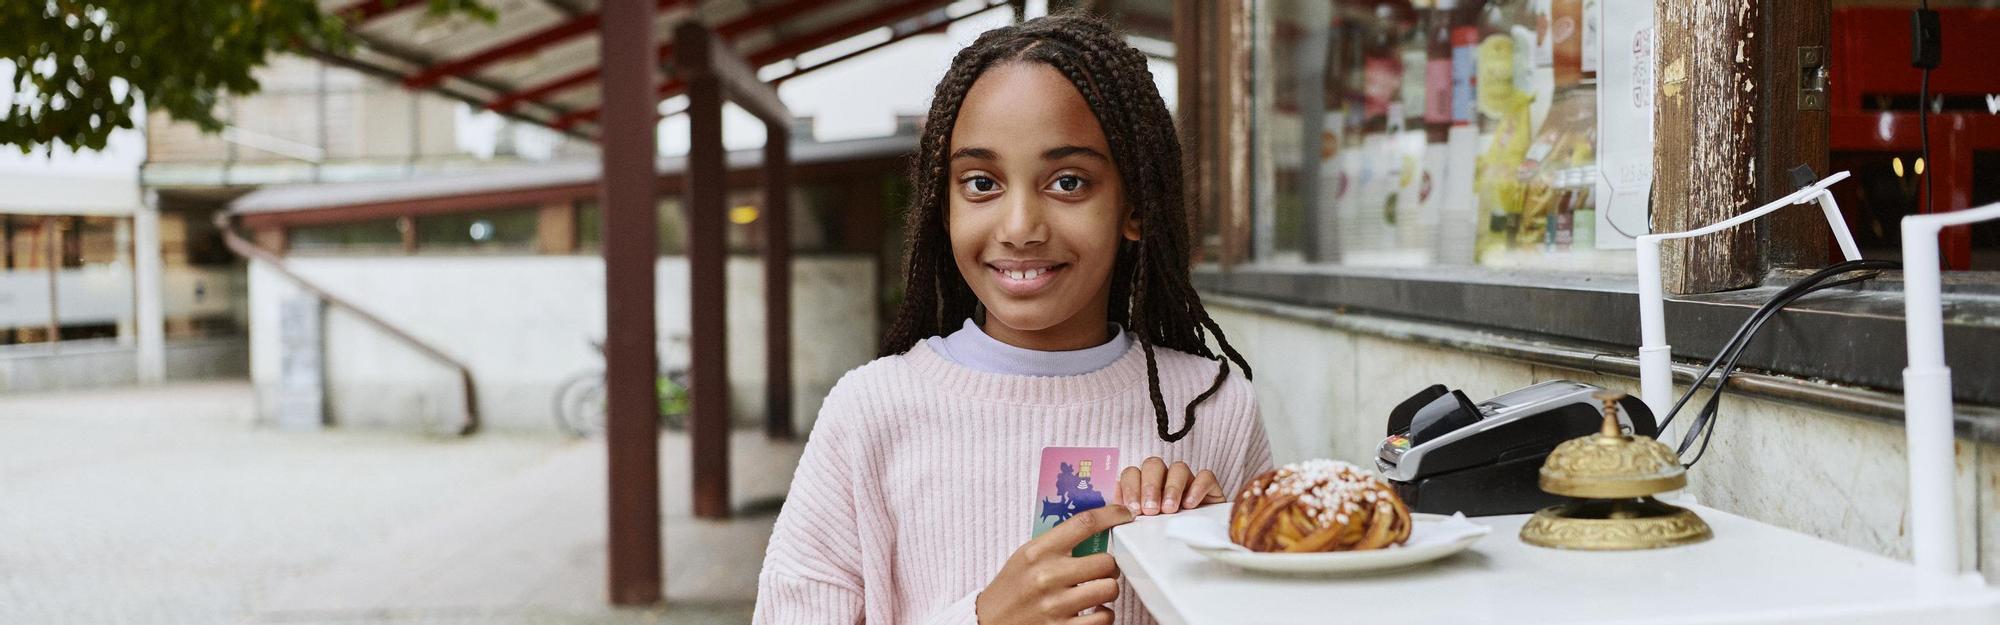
[1257,0,1632,272]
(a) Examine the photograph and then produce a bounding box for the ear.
[1122,205,1142,242]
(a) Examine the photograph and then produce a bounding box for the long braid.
[881,12,1252,442]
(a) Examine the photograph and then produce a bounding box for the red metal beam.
[550,0,955,129]
[488,0,830,114]
[333,0,426,24]
[405,0,690,89]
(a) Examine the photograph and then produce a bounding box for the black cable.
[1921,69,1932,216]
[1676,270,1886,466]
[1653,260,1894,435]
[1679,277,1874,467]
[1677,274,1872,464]
[1654,260,1901,457]
[1916,0,1935,217]
[1604,179,1654,241]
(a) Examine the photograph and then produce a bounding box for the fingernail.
[1163,499,1179,513]
[1143,499,1157,514]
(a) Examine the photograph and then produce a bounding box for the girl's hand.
[975,505,1132,625]
[1119,457,1225,515]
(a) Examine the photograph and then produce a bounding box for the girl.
[756,14,1270,625]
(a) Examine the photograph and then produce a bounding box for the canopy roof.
[314,0,1012,137]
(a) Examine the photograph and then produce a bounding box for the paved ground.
[0,381,803,625]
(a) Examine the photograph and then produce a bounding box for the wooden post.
[678,20,733,521]
[763,129,794,441]
[599,0,662,606]
[1216,0,1248,266]
[1758,0,1833,270]
[1653,0,1762,294]
[1174,0,1206,263]
[1176,0,1251,266]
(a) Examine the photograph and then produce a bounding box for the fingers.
[1032,505,1134,556]
[1067,606,1115,625]
[1139,457,1166,515]
[1161,461,1191,513]
[1047,577,1120,616]
[1119,466,1141,512]
[1184,469,1223,510]
[1046,552,1119,587]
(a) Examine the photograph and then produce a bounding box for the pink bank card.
[1031,446,1120,556]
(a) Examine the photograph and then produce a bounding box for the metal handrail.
[213,212,480,436]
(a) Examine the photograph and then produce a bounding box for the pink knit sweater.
[754,340,1272,625]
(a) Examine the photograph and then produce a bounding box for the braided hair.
[879,12,1252,443]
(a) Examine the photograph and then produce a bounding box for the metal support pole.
[136,191,166,383]
[678,21,733,520]
[46,217,61,344]
[599,0,662,606]
[763,129,793,440]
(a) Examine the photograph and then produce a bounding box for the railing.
[213,212,480,436]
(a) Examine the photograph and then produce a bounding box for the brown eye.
[962,176,998,195]
[1048,175,1086,194]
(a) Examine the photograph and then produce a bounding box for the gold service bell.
[1518,391,1712,550]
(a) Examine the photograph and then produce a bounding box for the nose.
[996,192,1049,249]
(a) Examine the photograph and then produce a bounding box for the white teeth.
[1001,267,1050,281]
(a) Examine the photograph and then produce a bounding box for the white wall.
[248,255,877,433]
[1207,301,2000,584]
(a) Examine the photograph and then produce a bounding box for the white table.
[1112,502,2000,625]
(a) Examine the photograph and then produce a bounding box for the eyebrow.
[950,145,1109,165]
[1043,145,1110,163]
[950,147,998,162]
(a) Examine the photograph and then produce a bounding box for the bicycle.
[552,336,691,437]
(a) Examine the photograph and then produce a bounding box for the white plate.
[1187,513,1486,575]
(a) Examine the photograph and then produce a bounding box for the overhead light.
[729,206,759,225]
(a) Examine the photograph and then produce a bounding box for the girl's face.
[946,62,1140,351]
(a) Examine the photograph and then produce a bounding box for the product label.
[1451,27,1478,124]
[1425,59,1454,124]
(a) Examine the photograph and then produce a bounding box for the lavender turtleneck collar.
[923,318,1132,378]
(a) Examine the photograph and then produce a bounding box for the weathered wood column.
[1653,0,1762,294]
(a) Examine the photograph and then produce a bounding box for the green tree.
[0,0,490,154]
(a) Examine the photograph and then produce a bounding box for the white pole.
[1636,238,1672,421]
[1899,200,2000,577]
[1814,191,1863,261]
[135,190,165,384]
